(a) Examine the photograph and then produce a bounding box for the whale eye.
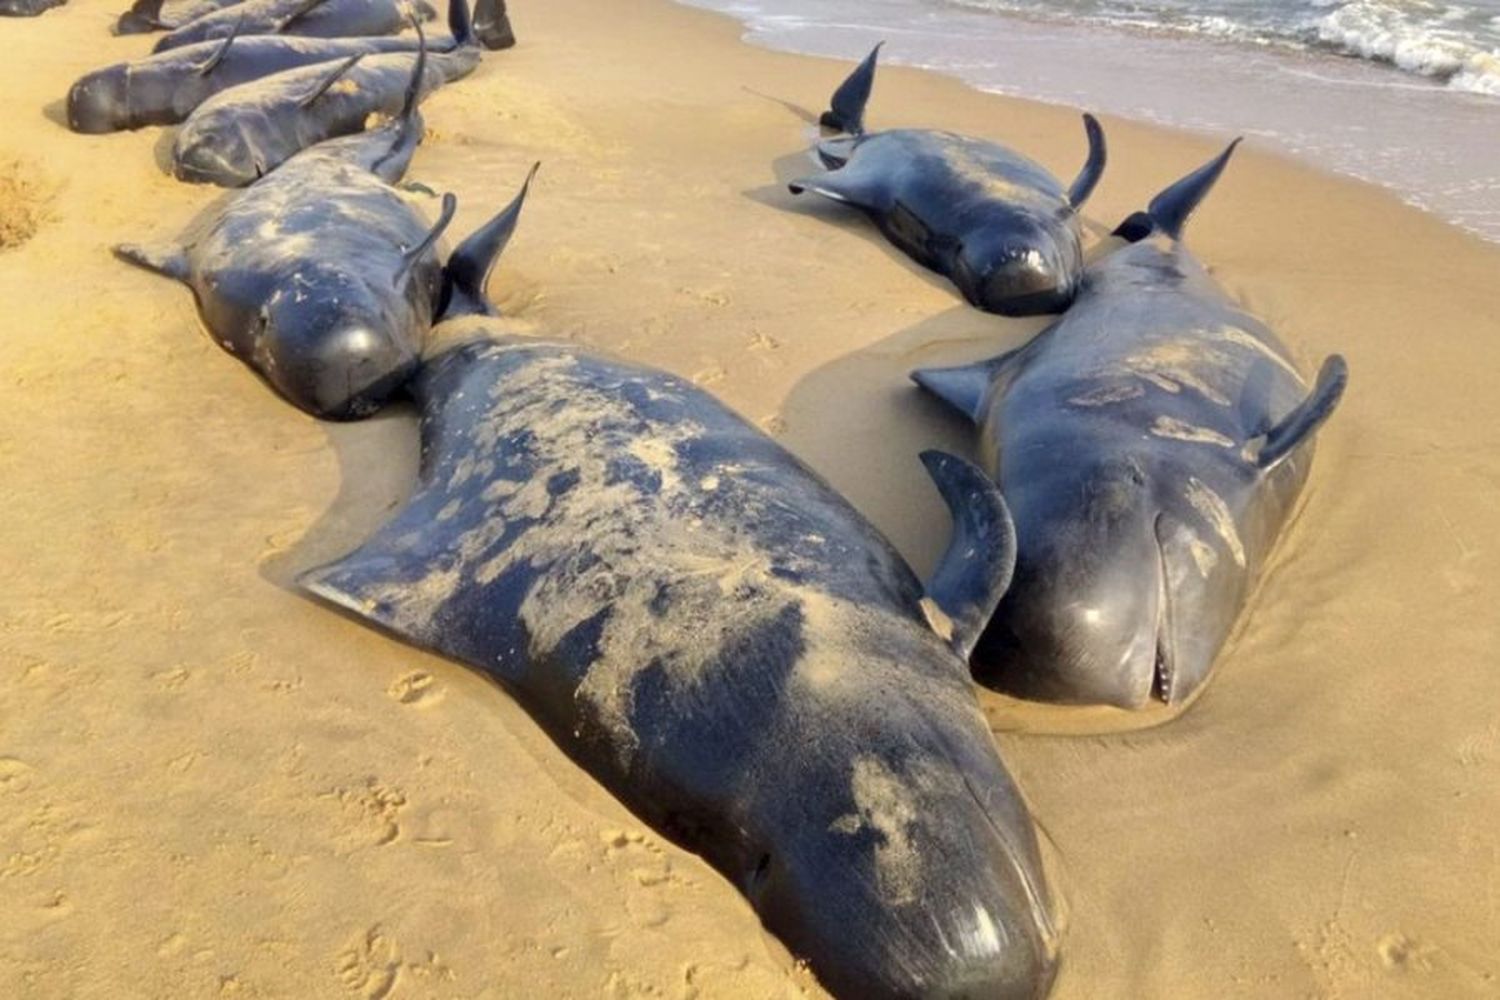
[746,852,773,898]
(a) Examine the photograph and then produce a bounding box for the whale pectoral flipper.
[441,162,540,320]
[194,16,244,77]
[910,348,1021,424]
[395,192,458,283]
[1067,113,1107,208]
[787,168,889,212]
[113,242,190,284]
[1252,354,1349,471]
[919,450,1016,659]
[296,53,366,109]
[821,41,883,135]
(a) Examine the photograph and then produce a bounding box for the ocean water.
[681,0,1500,241]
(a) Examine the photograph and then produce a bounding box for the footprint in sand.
[324,779,408,848]
[0,757,34,794]
[336,926,401,1000]
[386,671,444,707]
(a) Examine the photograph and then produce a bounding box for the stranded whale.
[789,44,1106,316]
[914,140,1348,710]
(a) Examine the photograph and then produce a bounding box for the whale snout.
[258,296,421,421]
[66,73,128,134]
[977,461,1172,708]
[751,743,1059,999]
[957,237,1078,317]
[173,128,262,187]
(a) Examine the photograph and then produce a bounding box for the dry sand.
[2,0,1498,996]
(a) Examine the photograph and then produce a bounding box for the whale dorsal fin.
[1067,113,1107,208]
[1114,138,1241,243]
[296,53,364,109]
[278,0,329,32]
[919,450,1016,660]
[821,42,882,135]
[369,18,427,182]
[194,16,243,77]
[1251,355,1348,471]
[113,242,190,284]
[396,192,458,285]
[440,162,540,320]
[446,0,476,48]
[909,347,1021,424]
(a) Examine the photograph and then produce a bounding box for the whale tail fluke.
[1252,355,1349,471]
[820,42,882,136]
[1067,113,1107,208]
[1113,137,1241,243]
[115,0,164,34]
[440,162,540,321]
[473,0,515,49]
[919,450,1016,660]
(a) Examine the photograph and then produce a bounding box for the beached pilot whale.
[114,51,529,421]
[1,0,63,16]
[166,18,478,187]
[913,140,1348,711]
[116,0,242,34]
[298,204,1061,999]
[789,44,1106,317]
[150,0,437,54]
[71,0,476,134]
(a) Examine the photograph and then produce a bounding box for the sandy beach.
[2,0,1498,996]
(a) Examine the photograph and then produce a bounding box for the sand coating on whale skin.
[921,219,1345,711]
[115,116,448,420]
[67,25,472,134]
[170,42,477,187]
[151,0,438,53]
[790,45,1105,317]
[301,334,1060,998]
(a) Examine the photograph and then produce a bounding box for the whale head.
[975,453,1242,709]
[953,224,1080,317]
[249,271,427,420]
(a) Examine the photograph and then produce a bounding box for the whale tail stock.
[820,42,882,136]
[1113,137,1242,243]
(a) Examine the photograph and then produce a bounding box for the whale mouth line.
[1150,514,1175,705]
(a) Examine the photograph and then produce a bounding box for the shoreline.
[3,0,1500,996]
[678,0,1500,246]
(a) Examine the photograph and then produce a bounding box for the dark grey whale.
[150,0,437,54]
[167,19,478,187]
[914,140,1348,710]
[1,0,64,16]
[113,51,533,421]
[295,187,1061,996]
[71,0,475,134]
[789,44,1106,317]
[300,355,1059,998]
